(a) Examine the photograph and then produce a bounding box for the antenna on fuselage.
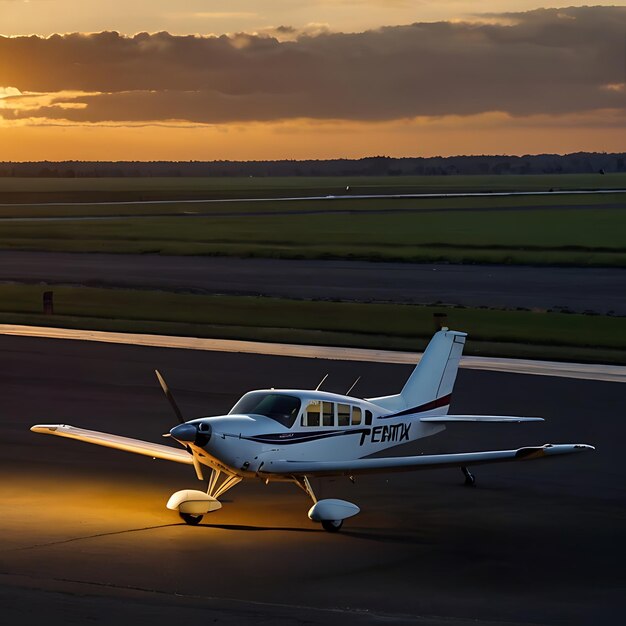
[315,374,329,391]
[345,376,361,396]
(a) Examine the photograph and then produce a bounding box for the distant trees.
[0,153,625,178]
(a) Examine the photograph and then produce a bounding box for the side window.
[322,402,335,427]
[351,406,362,425]
[365,410,373,425]
[303,401,321,427]
[338,404,350,426]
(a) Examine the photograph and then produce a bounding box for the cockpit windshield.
[230,392,301,428]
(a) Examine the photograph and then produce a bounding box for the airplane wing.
[261,443,594,477]
[31,424,193,465]
[420,415,544,423]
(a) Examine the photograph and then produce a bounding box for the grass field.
[1,284,624,363]
[1,173,625,204]
[1,174,624,265]
[2,205,625,266]
[1,189,625,219]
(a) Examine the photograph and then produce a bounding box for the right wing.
[420,415,544,423]
[261,443,595,477]
[31,424,193,465]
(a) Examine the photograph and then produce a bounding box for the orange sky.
[1,3,625,160]
[3,114,626,162]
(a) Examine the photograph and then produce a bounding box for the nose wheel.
[180,512,203,525]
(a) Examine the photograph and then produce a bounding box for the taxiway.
[1,251,625,315]
[0,334,623,624]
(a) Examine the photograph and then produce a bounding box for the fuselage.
[184,389,447,479]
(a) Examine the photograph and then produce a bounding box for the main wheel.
[180,512,203,525]
[321,519,343,533]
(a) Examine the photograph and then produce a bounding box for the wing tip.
[30,424,69,433]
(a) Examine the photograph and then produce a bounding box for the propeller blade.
[155,369,185,424]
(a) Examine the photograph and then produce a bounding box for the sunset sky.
[1,2,625,160]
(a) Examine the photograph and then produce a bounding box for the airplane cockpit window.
[230,392,301,428]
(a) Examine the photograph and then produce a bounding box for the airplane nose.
[170,422,212,446]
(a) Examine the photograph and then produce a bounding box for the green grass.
[1,189,624,219]
[1,173,625,204]
[1,284,625,363]
[1,174,624,266]
[1,206,625,266]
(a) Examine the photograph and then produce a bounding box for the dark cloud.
[2,6,625,124]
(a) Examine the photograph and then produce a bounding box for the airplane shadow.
[193,522,425,544]
[192,522,319,533]
[9,523,427,550]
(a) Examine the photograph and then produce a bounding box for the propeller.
[155,369,185,424]
[155,369,210,481]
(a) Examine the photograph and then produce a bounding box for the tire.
[321,519,343,533]
[180,512,203,525]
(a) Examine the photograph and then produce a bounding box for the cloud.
[1,6,625,125]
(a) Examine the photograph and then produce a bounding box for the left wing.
[260,443,594,477]
[31,424,193,465]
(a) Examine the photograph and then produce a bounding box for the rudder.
[368,329,466,412]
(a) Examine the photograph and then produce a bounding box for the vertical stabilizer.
[400,329,466,409]
[368,329,466,412]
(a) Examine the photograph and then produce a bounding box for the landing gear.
[167,468,242,525]
[461,466,476,487]
[321,519,343,533]
[295,475,360,532]
[206,467,242,500]
[179,512,203,525]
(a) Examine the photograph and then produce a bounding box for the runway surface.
[2,250,625,314]
[1,334,623,625]
[2,187,625,208]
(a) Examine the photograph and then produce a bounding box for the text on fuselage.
[359,423,410,446]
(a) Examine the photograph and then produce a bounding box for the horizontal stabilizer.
[261,443,594,477]
[420,415,544,423]
[31,424,193,465]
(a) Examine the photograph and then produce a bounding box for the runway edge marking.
[1,324,624,383]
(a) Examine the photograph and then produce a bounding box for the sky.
[1,1,625,160]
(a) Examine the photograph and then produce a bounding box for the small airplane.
[31,328,594,532]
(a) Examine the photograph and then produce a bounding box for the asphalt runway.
[1,335,623,625]
[2,250,625,314]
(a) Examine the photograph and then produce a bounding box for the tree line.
[1,153,624,177]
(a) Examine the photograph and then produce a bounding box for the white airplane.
[31,329,594,532]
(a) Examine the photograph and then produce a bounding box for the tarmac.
[1,334,623,625]
[1,250,625,314]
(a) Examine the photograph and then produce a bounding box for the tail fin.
[368,329,466,412]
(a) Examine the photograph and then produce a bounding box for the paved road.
[0,335,622,624]
[1,250,625,314]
